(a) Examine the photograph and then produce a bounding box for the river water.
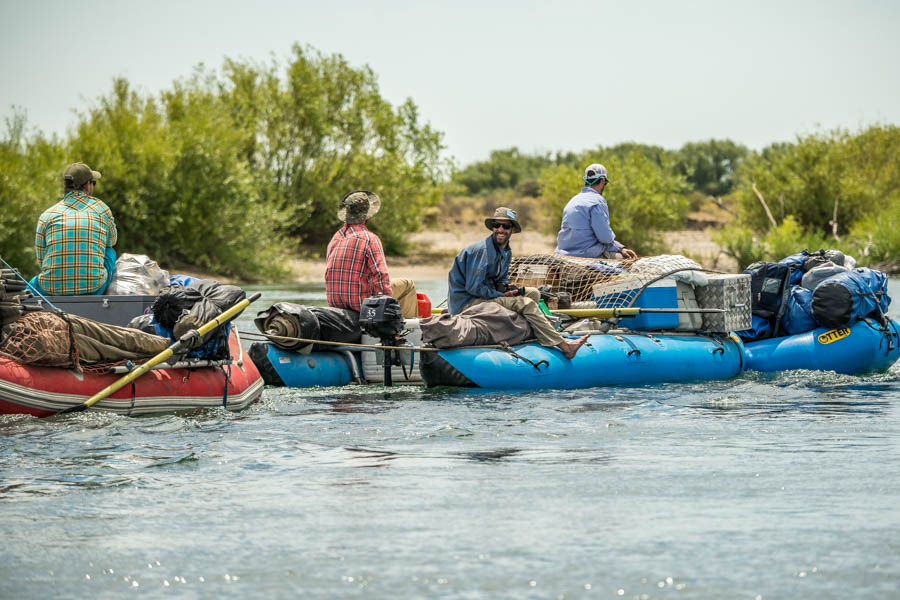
[2,280,899,599]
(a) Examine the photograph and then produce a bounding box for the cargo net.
[0,311,80,368]
[0,311,167,375]
[509,254,709,309]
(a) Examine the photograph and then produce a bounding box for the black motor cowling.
[360,295,404,340]
[359,295,405,387]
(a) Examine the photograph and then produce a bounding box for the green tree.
[452,147,557,195]
[218,45,448,253]
[715,126,900,270]
[68,78,287,280]
[0,111,65,275]
[673,139,749,197]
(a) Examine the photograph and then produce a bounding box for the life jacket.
[743,261,793,338]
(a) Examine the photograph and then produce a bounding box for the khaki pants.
[465,287,564,347]
[391,278,418,319]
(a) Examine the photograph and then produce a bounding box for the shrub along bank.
[1,44,448,281]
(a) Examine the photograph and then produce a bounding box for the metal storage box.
[694,274,752,332]
[22,295,155,327]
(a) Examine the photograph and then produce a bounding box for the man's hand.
[621,247,638,260]
[504,288,519,297]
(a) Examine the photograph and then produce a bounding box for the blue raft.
[250,331,747,390]
[419,332,745,389]
[743,318,900,374]
[249,318,900,390]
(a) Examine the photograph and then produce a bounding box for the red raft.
[0,330,264,417]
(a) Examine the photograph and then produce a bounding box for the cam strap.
[498,341,549,371]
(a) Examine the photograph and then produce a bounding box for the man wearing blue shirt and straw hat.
[555,163,637,260]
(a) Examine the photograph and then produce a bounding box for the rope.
[236,328,543,353]
[238,328,583,372]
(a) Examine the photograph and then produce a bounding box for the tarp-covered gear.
[105,253,170,295]
[254,303,320,354]
[420,302,534,349]
[801,262,848,291]
[151,279,245,359]
[811,268,891,329]
[744,261,792,337]
[253,303,361,352]
[0,311,169,367]
[151,286,203,329]
[779,249,858,286]
[737,313,773,341]
[127,313,157,334]
[780,286,818,336]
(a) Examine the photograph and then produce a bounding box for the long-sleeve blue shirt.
[555,187,624,257]
[447,235,511,314]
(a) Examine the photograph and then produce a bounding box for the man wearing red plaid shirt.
[325,190,417,318]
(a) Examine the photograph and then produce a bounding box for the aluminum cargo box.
[695,274,752,332]
[22,295,155,327]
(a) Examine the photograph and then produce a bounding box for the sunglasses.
[492,221,513,230]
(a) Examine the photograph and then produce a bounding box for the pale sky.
[2,0,898,166]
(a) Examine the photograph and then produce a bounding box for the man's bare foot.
[557,334,590,359]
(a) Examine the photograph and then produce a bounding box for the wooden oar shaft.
[60,292,260,414]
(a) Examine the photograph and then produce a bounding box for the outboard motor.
[359,295,404,386]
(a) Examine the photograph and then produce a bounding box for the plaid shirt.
[325,223,392,312]
[35,191,118,295]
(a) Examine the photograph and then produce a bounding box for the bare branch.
[751,182,778,230]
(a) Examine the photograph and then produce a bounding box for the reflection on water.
[2,280,900,598]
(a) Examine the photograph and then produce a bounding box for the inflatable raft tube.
[743,317,900,374]
[420,332,745,389]
[249,342,359,387]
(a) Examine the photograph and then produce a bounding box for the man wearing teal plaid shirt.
[30,163,118,296]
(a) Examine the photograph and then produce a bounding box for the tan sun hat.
[484,206,522,234]
[337,190,381,224]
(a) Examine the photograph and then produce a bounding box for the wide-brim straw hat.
[484,206,522,234]
[337,190,381,224]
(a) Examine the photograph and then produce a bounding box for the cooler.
[360,318,425,384]
[593,278,679,330]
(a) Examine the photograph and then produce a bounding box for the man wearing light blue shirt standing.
[555,163,637,260]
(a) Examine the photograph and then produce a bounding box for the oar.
[549,307,725,318]
[58,292,262,415]
[429,306,724,318]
